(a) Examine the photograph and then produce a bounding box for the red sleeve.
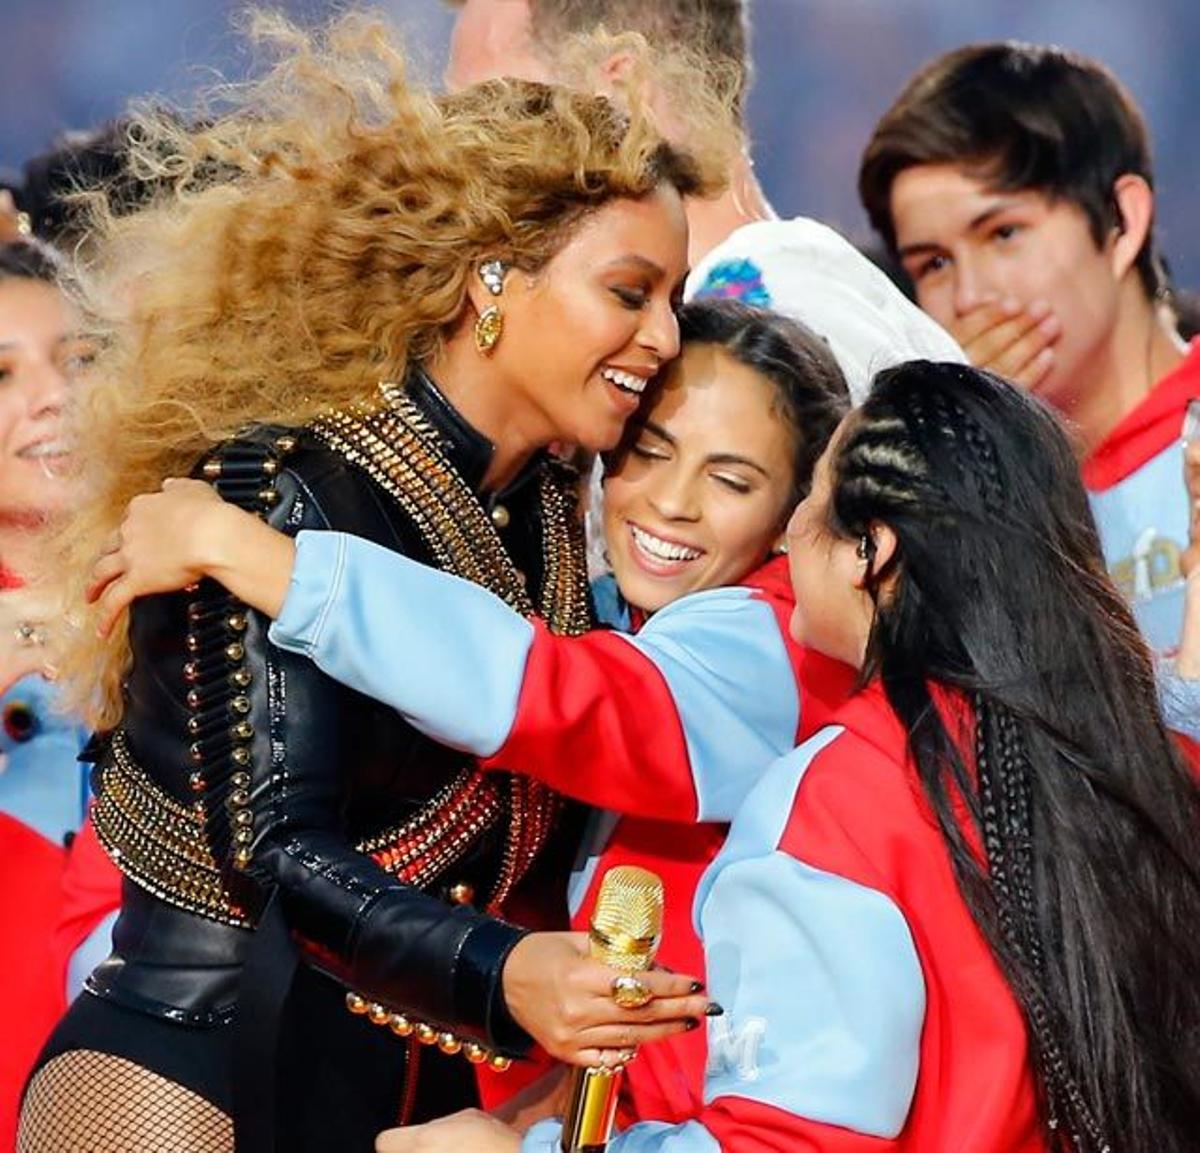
[482,559,854,825]
[51,812,122,980]
[482,621,700,821]
[1175,731,1200,776]
[0,815,66,1151]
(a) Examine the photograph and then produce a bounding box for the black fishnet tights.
[17,1050,233,1153]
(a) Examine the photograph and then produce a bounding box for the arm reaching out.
[94,476,711,1063]
[269,532,808,822]
[91,485,815,823]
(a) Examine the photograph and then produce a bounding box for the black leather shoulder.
[203,425,424,559]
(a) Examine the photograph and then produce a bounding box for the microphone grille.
[589,865,664,972]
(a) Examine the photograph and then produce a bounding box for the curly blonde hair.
[57,11,734,726]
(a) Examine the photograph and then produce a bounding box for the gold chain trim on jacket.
[311,386,590,911]
[92,433,297,925]
[93,394,589,942]
[92,729,254,929]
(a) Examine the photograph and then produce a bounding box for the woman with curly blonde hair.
[17,14,733,1153]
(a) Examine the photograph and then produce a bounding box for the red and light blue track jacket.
[1083,341,1200,736]
[523,685,1046,1151]
[268,532,855,1123]
[269,535,851,826]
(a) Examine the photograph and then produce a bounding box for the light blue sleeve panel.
[699,851,924,1138]
[693,730,840,917]
[614,587,800,822]
[566,807,620,919]
[522,1118,720,1153]
[692,728,924,1139]
[268,530,535,756]
[591,573,632,631]
[1157,661,1200,740]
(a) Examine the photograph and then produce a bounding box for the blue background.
[2,1,1197,283]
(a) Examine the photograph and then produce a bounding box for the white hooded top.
[687,216,966,403]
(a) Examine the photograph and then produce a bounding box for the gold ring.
[610,974,653,1010]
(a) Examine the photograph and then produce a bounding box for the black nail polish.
[688,980,705,994]
[704,1002,724,1017]
[685,1018,700,1031]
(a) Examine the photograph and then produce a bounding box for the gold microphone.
[560,865,664,1153]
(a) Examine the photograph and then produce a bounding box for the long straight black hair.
[829,361,1200,1151]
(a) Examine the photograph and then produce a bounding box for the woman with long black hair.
[377,361,1200,1151]
[765,360,1200,1151]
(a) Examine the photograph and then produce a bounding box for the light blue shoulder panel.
[615,586,800,822]
[1157,660,1200,739]
[693,726,924,1139]
[269,530,534,756]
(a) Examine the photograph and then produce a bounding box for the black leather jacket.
[87,373,585,1129]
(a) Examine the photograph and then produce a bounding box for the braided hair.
[828,361,1200,1151]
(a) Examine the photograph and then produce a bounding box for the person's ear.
[1109,174,1155,283]
[850,522,897,589]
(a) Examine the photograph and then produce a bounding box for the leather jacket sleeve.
[208,444,533,1055]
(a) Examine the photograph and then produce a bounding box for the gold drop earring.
[474,259,506,355]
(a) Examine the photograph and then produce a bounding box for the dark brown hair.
[859,42,1165,298]
[0,236,65,284]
